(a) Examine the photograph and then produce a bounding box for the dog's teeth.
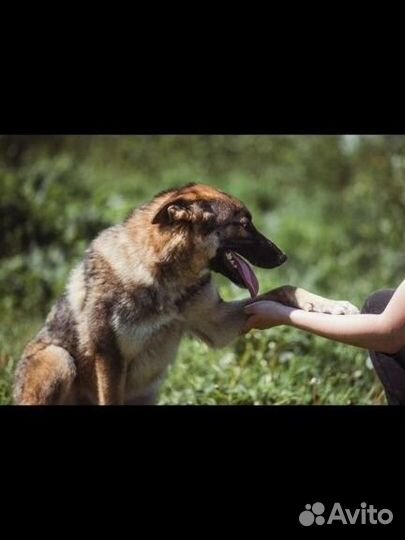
[226,252,238,269]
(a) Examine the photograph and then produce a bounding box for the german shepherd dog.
[14,183,358,405]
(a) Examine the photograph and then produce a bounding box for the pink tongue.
[231,251,259,298]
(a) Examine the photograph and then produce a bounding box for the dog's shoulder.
[91,223,155,289]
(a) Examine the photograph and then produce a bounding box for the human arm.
[243,280,405,355]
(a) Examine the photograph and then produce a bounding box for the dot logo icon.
[299,502,325,526]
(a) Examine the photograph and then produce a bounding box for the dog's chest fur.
[118,318,184,401]
[112,298,185,399]
[107,272,212,401]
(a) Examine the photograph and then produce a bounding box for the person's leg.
[362,289,405,405]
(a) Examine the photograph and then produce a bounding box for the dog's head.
[151,183,287,297]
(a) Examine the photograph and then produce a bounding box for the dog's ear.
[152,198,215,226]
[152,198,191,225]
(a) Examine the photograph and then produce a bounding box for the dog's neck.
[173,271,212,310]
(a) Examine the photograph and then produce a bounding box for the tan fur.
[15,344,76,405]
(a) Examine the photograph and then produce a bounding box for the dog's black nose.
[279,253,288,264]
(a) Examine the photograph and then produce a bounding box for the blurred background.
[0,135,404,404]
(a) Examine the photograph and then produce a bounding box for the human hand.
[242,300,290,333]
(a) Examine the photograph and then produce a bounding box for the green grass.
[159,298,386,405]
[1,135,403,405]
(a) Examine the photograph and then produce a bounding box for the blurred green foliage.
[0,135,404,404]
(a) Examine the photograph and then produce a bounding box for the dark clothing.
[362,289,405,405]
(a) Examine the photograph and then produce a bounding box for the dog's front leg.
[187,295,251,349]
[94,353,126,405]
[211,298,252,346]
[259,285,359,315]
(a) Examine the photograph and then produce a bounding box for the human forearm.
[244,280,405,355]
[285,308,405,354]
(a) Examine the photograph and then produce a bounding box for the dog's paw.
[307,300,360,315]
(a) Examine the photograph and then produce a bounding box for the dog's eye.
[240,218,250,229]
